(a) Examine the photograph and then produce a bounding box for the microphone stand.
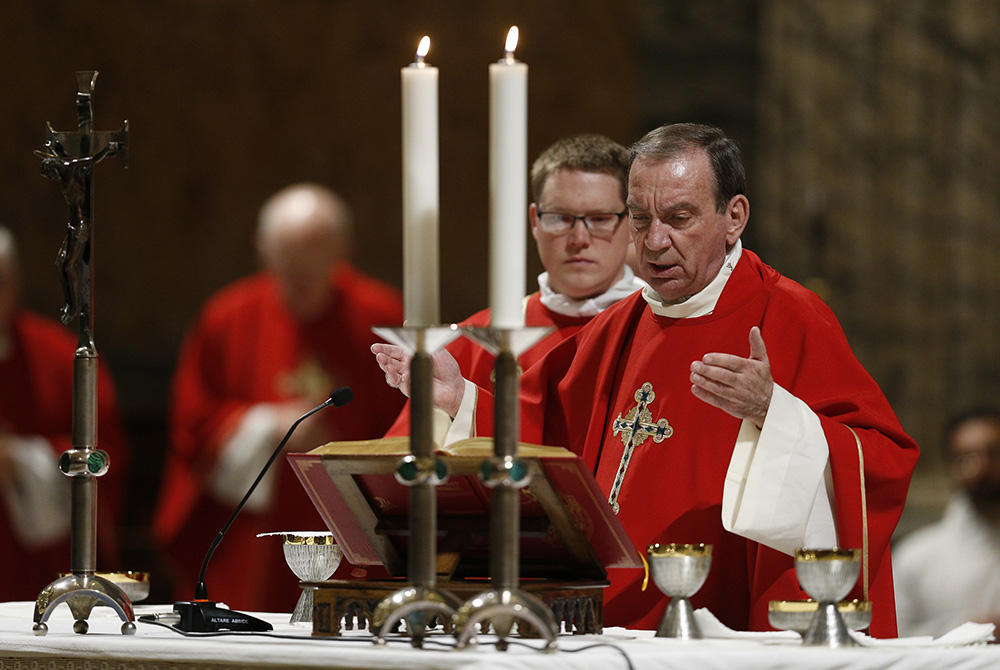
[166,388,352,633]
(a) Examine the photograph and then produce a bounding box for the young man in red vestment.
[383,134,645,439]
[0,227,130,600]
[374,124,919,636]
[155,184,404,612]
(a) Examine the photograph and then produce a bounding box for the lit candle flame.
[504,26,519,60]
[416,35,431,63]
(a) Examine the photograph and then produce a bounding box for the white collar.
[641,239,743,318]
[538,265,646,318]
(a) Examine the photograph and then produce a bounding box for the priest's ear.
[724,194,749,245]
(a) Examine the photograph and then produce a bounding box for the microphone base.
[171,601,273,632]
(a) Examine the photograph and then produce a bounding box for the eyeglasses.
[535,210,627,238]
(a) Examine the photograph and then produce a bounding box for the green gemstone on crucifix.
[608,382,673,514]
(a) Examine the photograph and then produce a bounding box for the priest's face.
[529,169,629,300]
[627,149,748,302]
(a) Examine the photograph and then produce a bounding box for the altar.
[0,601,997,670]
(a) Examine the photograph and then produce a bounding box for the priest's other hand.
[371,343,465,418]
[689,326,774,429]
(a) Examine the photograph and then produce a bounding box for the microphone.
[168,387,353,633]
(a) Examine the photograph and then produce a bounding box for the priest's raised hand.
[689,326,774,429]
[371,343,465,418]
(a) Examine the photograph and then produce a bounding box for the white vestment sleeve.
[721,383,838,555]
[4,436,71,547]
[442,379,478,447]
[209,404,281,513]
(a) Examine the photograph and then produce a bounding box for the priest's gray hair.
[256,183,354,244]
[531,134,630,203]
[628,123,746,214]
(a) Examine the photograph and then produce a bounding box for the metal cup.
[647,543,712,639]
[259,531,342,624]
[794,548,861,647]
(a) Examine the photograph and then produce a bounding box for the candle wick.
[502,51,516,64]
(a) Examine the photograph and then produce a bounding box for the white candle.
[488,26,528,328]
[401,35,440,326]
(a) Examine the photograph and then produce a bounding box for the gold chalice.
[258,531,342,624]
[794,548,861,647]
[647,543,712,639]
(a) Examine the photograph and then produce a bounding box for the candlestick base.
[371,585,461,648]
[454,587,559,652]
[373,325,462,354]
[33,572,135,635]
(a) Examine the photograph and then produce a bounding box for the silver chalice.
[258,531,342,624]
[768,599,871,635]
[794,548,861,647]
[647,543,712,639]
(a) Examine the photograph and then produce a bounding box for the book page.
[308,436,574,459]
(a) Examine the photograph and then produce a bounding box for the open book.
[288,437,642,581]
[305,435,576,459]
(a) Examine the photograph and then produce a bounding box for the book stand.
[290,439,641,640]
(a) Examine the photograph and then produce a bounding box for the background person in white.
[894,408,1000,637]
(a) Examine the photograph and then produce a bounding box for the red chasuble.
[0,310,129,599]
[383,293,591,437]
[472,250,918,636]
[154,264,403,612]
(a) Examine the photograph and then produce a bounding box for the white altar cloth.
[0,601,997,670]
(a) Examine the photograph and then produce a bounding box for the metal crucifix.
[32,71,134,636]
[34,71,128,343]
[609,382,674,514]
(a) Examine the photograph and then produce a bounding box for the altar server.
[894,408,1000,636]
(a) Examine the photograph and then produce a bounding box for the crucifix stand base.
[33,573,135,635]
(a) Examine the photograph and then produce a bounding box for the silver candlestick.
[32,71,133,636]
[454,326,559,652]
[370,326,463,647]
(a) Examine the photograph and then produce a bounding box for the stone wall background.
[753,0,1000,529]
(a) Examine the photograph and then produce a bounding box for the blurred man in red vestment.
[155,184,403,612]
[384,134,645,439]
[0,226,129,599]
[374,124,919,636]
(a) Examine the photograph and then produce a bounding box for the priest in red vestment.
[0,227,129,600]
[383,134,644,439]
[155,184,404,612]
[374,124,919,637]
